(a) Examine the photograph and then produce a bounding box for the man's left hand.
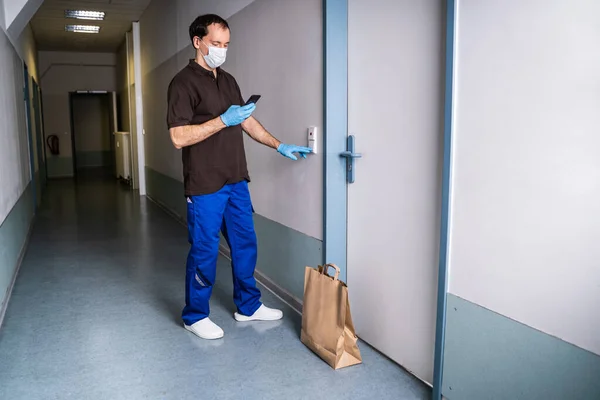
[277,144,313,161]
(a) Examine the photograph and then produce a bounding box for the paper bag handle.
[321,263,340,281]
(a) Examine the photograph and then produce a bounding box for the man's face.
[193,23,230,56]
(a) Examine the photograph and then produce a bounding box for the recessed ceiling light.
[65,10,105,21]
[65,25,101,34]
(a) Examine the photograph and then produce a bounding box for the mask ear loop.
[201,38,209,52]
[192,36,206,52]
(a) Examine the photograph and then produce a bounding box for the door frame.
[323,0,349,282]
[23,63,36,212]
[68,92,77,176]
[68,92,78,177]
[38,83,49,183]
[32,79,47,193]
[431,1,456,398]
[322,1,456,398]
[132,22,147,195]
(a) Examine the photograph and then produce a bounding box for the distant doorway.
[69,92,115,177]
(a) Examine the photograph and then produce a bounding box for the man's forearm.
[169,117,226,149]
[241,117,281,149]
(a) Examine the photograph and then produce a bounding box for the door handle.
[340,135,361,184]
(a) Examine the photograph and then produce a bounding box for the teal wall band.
[442,294,600,399]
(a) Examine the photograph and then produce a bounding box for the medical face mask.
[200,40,227,69]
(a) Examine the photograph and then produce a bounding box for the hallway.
[0,176,429,400]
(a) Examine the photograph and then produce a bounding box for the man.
[167,14,312,340]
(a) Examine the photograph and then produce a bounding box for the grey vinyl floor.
[0,170,430,400]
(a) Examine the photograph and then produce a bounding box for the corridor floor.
[0,174,429,400]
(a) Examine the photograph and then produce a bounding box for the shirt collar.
[188,59,219,77]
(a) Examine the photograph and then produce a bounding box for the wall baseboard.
[0,216,35,330]
[146,194,186,225]
[218,244,303,316]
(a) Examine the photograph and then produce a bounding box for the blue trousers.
[182,180,262,325]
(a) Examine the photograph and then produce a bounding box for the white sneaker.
[184,318,224,340]
[234,304,283,322]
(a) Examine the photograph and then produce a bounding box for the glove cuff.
[220,114,230,127]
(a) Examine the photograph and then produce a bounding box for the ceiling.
[31,0,152,52]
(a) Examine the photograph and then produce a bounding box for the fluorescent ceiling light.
[65,25,101,34]
[65,10,105,20]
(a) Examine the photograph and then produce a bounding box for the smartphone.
[244,94,261,106]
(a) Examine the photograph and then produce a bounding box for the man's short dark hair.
[189,14,230,43]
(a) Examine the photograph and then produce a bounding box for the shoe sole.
[234,312,283,322]
[183,323,224,340]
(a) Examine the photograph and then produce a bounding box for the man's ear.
[192,36,201,50]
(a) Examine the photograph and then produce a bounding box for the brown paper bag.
[300,263,362,370]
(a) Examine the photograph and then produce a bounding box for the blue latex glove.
[220,103,256,127]
[277,143,313,160]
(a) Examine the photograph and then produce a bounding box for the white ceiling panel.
[31,0,151,52]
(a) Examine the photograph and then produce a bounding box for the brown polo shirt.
[167,60,249,196]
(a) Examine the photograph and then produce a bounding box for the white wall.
[2,0,41,70]
[140,0,254,74]
[3,0,43,43]
[3,0,27,28]
[0,0,6,33]
[16,24,36,81]
[39,51,117,176]
[1,0,42,322]
[0,26,30,224]
[448,0,600,356]
[225,0,323,239]
[140,0,323,239]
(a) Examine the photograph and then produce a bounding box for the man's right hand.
[220,104,256,127]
